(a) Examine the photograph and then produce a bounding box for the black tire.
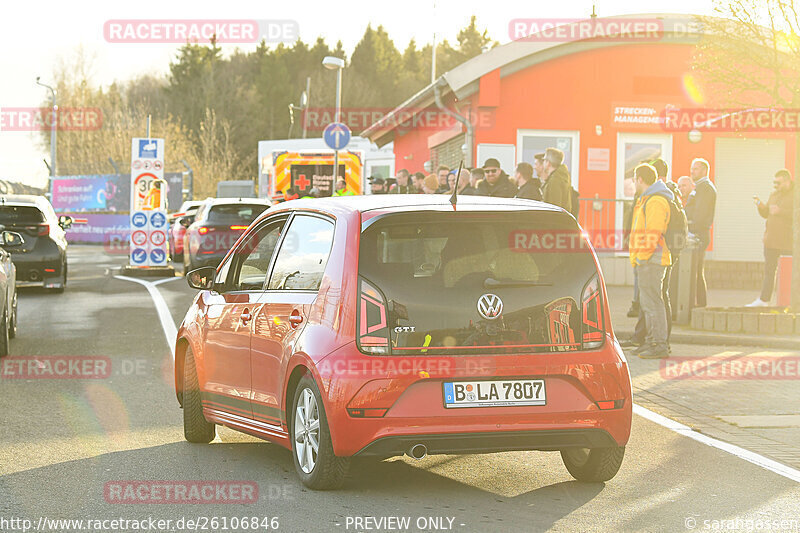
[0,307,9,357]
[8,290,17,339]
[291,375,350,490]
[561,446,625,482]
[182,346,216,443]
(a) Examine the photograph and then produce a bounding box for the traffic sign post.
[125,137,173,276]
[324,122,351,192]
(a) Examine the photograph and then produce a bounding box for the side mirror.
[1,231,23,247]
[58,215,73,229]
[186,266,217,290]
[179,216,194,228]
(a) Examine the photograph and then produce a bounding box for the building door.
[615,133,673,243]
[714,137,785,261]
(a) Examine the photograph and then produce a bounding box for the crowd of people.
[366,148,579,216]
[622,157,794,358]
[288,152,794,356]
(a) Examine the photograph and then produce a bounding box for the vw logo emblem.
[477,293,503,320]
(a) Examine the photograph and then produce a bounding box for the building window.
[516,129,580,188]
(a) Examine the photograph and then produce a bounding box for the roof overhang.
[361,13,709,146]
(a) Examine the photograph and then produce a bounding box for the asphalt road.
[1,245,798,533]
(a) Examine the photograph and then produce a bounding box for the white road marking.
[633,403,800,483]
[118,272,800,484]
[114,275,179,358]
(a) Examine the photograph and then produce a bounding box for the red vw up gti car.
[176,195,632,489]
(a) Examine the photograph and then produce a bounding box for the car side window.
[230,220,286,291]
[267,215,335,291]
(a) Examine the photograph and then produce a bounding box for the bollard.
[675,238,699,325]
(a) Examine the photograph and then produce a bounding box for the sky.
[0,0,717,188]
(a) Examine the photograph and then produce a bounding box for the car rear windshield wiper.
[483,277,552,288]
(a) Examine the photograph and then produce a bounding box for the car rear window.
[206,204,267,225]
[357,211,602,355]
[0,206,45,225]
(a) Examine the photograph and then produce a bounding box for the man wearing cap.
[476,158,517,198]
[534,153,546,181]
[541,148,572,212]
[369,177,387,194]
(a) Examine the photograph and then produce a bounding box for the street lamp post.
[35,77,57,200]
[322,56,345,190]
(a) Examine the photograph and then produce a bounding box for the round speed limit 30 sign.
[132,172,158,209]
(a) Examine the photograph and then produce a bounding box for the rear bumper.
[355,428,619,457]
[10,252,63,282]
[312,335,633,457]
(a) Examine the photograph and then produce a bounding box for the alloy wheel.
[294,388,320,474]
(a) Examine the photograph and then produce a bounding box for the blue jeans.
[636,260,668,347]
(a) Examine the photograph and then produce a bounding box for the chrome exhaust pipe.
[408,443,427,460]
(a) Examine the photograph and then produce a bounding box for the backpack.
[644,193,688,255]
[569,187,580,218]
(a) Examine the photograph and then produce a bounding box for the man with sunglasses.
[476,158,517,198]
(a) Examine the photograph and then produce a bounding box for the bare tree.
[692,0,800,310]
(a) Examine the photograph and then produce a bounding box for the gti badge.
[477,293,503,320]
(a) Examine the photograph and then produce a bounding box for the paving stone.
[776,314,795,335]
[758,313,776,334]
[742,313,759,334]
[703,310,715,331]
[691,309,704,330]
[713,312,727,332]
[725,312,742,333]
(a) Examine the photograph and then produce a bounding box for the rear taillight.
[38,224,49,236]
[198,227,211,235]
[230,225,248,231]
[357,278,390,354]
[582,275,605,349]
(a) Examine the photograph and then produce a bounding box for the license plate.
[443,379,546,408]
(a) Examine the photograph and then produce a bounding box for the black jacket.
[475,172,517,198]
[689,178,717,245]
[515,178,543,201]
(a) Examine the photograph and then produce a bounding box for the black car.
[182,198,271,272]
[0,195,72,293]
[0,229,23,356]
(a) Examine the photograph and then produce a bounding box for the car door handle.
[241,309,252,324]
[289,311,304,328]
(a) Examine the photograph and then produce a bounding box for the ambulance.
[263,150,364,202]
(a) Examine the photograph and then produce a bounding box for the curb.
[615,329,798,349]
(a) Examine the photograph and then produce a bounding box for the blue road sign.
[150,248,166,264]
[138,139,158,158]
[131,212,147,228]
[323,122,351,150]
[150,211,166,228]
[131,248,147,264]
